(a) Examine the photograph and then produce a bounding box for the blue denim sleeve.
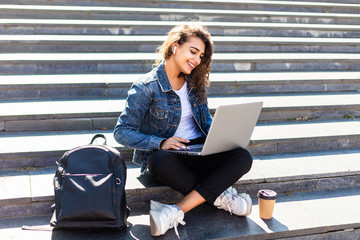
[204,101,213,134]
[114,82,164,151]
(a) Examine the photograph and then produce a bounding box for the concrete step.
[1,148,359,220]
[297,0,359,4]
[1,187,360,239]
[1,5,360,25]
[0,119,359,169]
[1,0,360,14]
[0,93,359,132]
[2,187,360,240]
[1,72,360,100]
[1,19,360,37]
[1,72,360,99]
[1,52,360,74]
[2,35,360,53]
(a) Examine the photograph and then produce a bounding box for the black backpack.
[50,134,130,229]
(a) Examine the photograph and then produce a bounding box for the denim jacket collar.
[156,61,194,94]
[156,61,173,93]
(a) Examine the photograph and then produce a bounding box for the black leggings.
[147,144,253,204]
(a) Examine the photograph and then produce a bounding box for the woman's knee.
[231,147,253,174]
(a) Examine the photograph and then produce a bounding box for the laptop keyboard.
[187,144,204,150]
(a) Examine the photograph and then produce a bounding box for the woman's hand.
[161,137,190,150]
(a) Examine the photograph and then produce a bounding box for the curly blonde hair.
[155,24,213,101]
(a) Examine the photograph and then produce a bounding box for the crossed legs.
[147,147,253,212]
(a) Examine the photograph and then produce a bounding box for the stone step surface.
[297,0,359,3]
[1,19,360,37]
[0,119,359,169]
[1,148,359,219]
[1,52,360,74]
[1,71,360,100]
[1,0,360,13]
[1,4,360,24]
[2,35,360,53]
[0,93,359,132]
[1,187,360,239]
[4,52,360,61]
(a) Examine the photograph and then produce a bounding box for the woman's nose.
[194,55,201,63]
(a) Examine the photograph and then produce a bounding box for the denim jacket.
[114,62,213,172]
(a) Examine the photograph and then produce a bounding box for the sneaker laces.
[214,186,237,211]
[164,207,186,239]
[221,194,237,215]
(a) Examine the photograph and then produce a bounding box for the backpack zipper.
[61,173,121,186]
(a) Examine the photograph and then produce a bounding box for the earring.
[173,46,176,55]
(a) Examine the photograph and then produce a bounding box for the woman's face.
[173,36,205,75]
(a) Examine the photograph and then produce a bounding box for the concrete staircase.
[0,0,360,239]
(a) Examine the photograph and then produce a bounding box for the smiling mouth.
[187,61,195,69]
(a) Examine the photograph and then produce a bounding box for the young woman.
[114,24,253,238]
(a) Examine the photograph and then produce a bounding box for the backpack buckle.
[116,178,121,186]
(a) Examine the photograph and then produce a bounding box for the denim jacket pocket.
[149,105,169,130]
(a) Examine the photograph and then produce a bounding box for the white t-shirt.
[173,82,203,140]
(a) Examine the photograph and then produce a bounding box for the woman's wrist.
[159,138,167,150]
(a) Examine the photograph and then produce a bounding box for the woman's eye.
[190,49,204,59]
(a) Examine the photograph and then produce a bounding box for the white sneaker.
[149,200,186,238]
[224,186,238,195]
[213,186,237,207]
[214,188,252,216]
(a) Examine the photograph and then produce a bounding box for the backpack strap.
[90,134,107,145]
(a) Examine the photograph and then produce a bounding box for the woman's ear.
[172,42,178,55]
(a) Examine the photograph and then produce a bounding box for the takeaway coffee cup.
[257,189,277,219]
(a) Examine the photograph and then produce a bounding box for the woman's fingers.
[171,137,190,150]
[172,139,189,150]
[162,137,189,150]
[175,137,190,144]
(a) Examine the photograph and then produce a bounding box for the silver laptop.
[166,101,263,156]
